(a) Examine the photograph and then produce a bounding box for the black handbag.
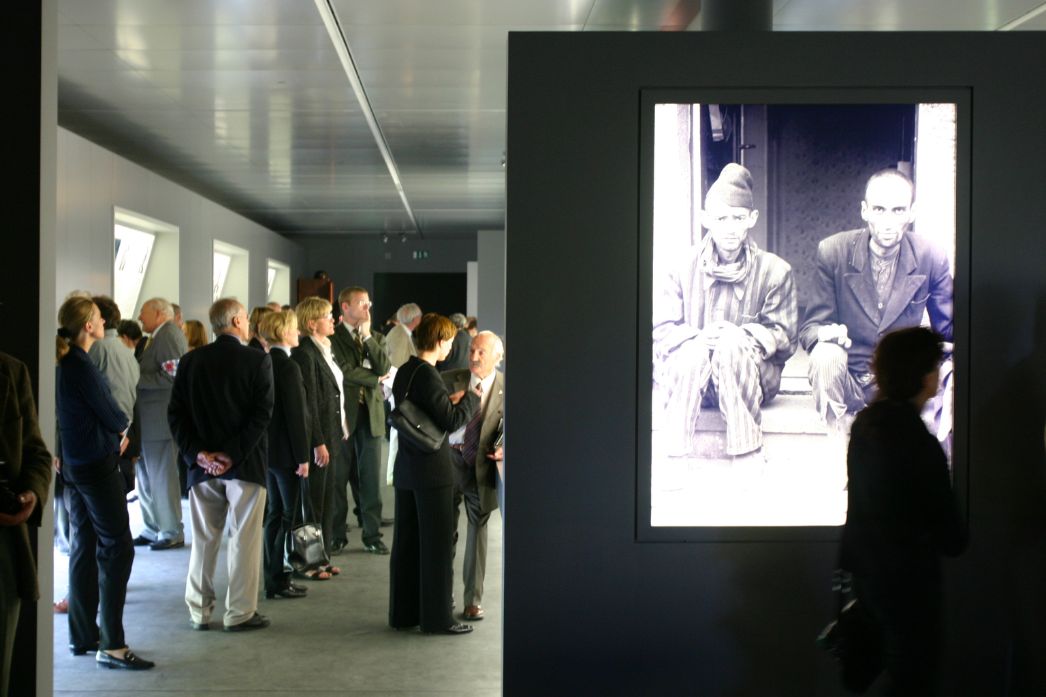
[287,479,329,573]
[817,569,884,693]
[391,363,446,453]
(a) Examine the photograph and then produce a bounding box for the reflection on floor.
[53,496,503,696]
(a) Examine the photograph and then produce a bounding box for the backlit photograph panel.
[650,102,957,527]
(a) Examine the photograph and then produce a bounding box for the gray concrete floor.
[52,494,503,696]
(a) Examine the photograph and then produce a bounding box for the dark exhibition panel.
[506,32,1046,695]
[2,6,43,697]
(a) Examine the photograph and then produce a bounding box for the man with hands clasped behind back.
[168,299,274,632]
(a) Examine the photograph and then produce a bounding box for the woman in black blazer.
[389,313,479,634]
[259,311,311,598]
[841,328,965,695]
[56,296,153,669]
[290,297,344,579]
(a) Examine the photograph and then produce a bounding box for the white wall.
[56,127,305,325]
[477,229,506,341]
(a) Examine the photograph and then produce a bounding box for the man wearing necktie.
[444,331,505,621]
[330,286,392,554]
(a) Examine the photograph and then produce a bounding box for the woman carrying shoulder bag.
[388,313,479,635]
[56,296,154,670]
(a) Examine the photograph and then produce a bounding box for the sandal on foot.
[322,564,341,576]
[295,568,332,581]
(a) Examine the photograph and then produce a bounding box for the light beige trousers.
[185,479,266,627]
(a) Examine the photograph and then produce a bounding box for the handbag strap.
[401,360,426,401]
[297,476,317,526]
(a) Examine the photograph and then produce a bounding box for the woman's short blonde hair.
[258,310,298,345]
[295,297,332,334]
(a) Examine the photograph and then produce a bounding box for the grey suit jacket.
[137,320,188,441]
[443,368,504,514]
[89,329,140,422]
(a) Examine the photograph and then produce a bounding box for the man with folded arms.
[168,299,274,632]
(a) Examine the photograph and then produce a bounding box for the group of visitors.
[19,282,506,684]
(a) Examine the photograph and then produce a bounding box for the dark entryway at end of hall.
[372,272,467,328]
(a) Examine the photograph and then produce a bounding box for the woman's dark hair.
[412,313,456,352]
[116,319,143,342]
[871,327,944,401]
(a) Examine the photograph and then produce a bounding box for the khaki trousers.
[185,479,266,627]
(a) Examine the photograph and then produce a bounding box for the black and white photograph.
[650,101,957,527]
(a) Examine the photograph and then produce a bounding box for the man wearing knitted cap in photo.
[800,168,953,434]
[654,163,798,463]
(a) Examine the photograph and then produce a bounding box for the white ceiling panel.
[56,0,1046,238]
[329,0,592,27]
[774,0,1046,30]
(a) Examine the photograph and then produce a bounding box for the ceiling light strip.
[314,0,422,237]
[998,1,1046,30]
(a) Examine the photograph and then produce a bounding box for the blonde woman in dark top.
[56,296,154,670]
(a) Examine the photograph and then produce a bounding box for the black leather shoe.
[331,540,348,556]
[70,641,99,656]
[223,612,270,632]
[149,539,184,551]
[189,620,210,631]
[289,582,307,592]
[363,540,389,555]
[96,649,155,670]
[266,586,307,599]
[132,535,152,546]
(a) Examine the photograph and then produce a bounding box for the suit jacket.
[330,323,391,436]
[291,336,344,458]
[385,323,417,369]
[0,352,53,600]
[436,329,471,372]
[137,320,188,441]
[392,357,479,490]
[442,368,504,513]
[168,334,274,489]
[800,228,953,378]
[267,348,311,473]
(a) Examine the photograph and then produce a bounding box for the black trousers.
[63,454,134,651]
[388,485,455,632]
[263,466,301,592]
[855,574,942,696]
[338,403,383,546]
[307,448,336,556]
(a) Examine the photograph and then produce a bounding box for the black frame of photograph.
[636,87,972,543]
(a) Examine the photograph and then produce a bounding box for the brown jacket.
[0,352,53,600]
